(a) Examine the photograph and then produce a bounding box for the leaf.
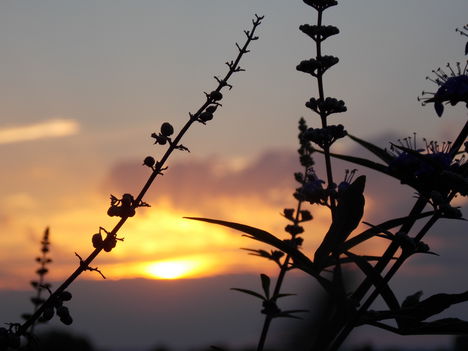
[277,293,296,299]
[401,291,468,322]
[185,217,336,294]
[465,41,468,55]
[347,134,395,165]
[314,148,392,176]
[314,176,365,269]
[230,288,265,300]
[344,251,400,313]
[342,212,433,251]
[276,309,309,319]
[184,217,317,276]
[260,274,271,300]
[326,255,397,268]
[434,102,444,117]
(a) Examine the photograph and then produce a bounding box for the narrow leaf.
[230,288,265,300]
[314,148,391,176]
[348,134,395,164]
[185,217,317,276]
[344,251,400,313]
[277,293,296,299]
[260,274,271,300]
[343,212,433,251]
[276,309,309,319]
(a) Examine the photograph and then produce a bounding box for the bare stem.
[18,14,263,336]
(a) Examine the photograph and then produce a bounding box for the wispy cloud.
[0,118,79,144]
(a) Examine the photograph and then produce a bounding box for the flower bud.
[160,122,174,137]
[206,105,218,114]
[92,233,103,248]
[209,91,223,101]
[199,111,213,122]
[42,306,55,321]
[107,205,120,217]
[60,291,73,301]
[143,156,155,168]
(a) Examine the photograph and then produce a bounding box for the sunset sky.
[1,0,467,350]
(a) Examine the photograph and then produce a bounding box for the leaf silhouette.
[314,176,366,269]
[347,134,395,165]
[314,148,391,176]
[231,288,265,300]
[260,274,271,300]
[184,217,318,276]
[342,212,434,251]
[344,251,400,313]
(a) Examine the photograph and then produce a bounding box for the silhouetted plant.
[188,2,468,351]
[21,227,53,333]
[0,14,263,351]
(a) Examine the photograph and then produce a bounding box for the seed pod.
[107,205,120,217]
[209,91,223,101]
[121,193,134,207]
[121,207,136,218]
[60,291,73,301]
[199,112,213,122]
[92,233,103,248]
[206,105,218,114]
[160,122,174,137]
[143,156,155,168]
[57,307,73,325]
[56,306,69,317]
[42,306,55,321]
[103,237,117,252]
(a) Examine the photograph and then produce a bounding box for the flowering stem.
[17,14,263,336]
[256,256,291,351]
[328,118,468,350]
[315,9,336,210]
[256,181,306,351]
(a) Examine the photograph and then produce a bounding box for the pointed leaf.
[465,41,468,55]
[329,255,397,268]
[184,217,318,276]
[276,309,309,319]
[231,288,265,300]
[343,212,433,251]
[348,134,395,164]
[314,148,391,175]
[277,293,296,299]
[434,102,444,117]
[260,274,271,300]
[344,251,400,313]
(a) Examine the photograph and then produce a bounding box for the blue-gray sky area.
[0,1,467,351]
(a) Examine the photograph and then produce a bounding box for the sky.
[0,0,467,350]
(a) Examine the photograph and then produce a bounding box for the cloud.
[0,118,79,144]
[102,149,299,212]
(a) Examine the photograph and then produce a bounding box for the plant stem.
[327,119,467,350]
[18,15,263,336]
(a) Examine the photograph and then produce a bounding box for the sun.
[145,260,194,279]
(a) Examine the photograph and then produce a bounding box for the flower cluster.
[303,124,346,149]
[418,61,468,117]
[388,136,467,202]
[39,291,73,325]
[296,55,339,77]
[21,228,53,327]
[306,97,347,117]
